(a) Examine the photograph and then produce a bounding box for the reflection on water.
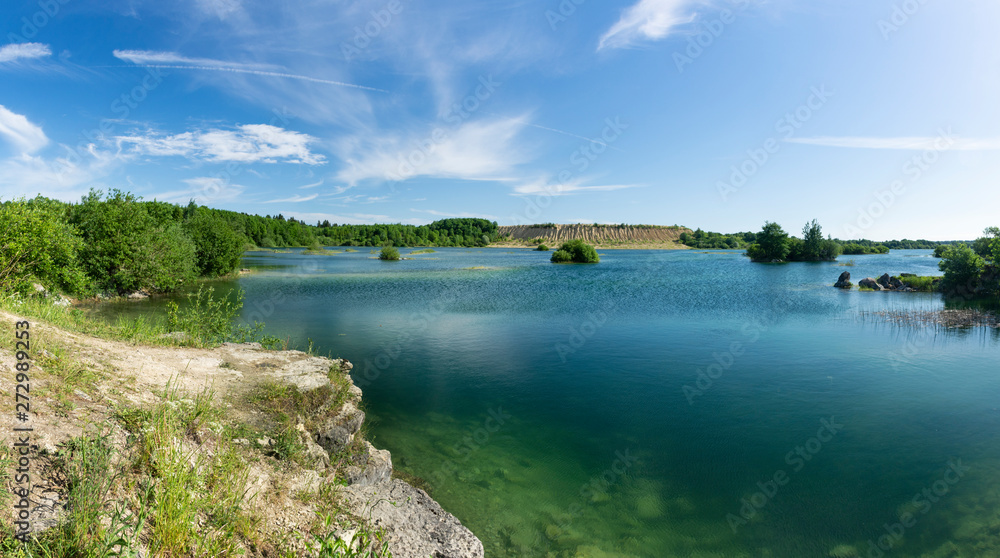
[88,249,1000,557]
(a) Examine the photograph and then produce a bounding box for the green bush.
[184,211,244,277]
[378,245,401,261]
[0,198,91,295]
[550,250,572,263]
[166,286,242,345]
[73,190,197,294]
[551,240,599,263]
[939,243,985,295]
[536,244,549,251]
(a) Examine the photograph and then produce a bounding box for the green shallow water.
[93,249,1000,557]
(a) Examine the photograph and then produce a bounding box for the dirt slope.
[496,224,692,249]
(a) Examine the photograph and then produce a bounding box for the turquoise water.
[100,249,1000,557]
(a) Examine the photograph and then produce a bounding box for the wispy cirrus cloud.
[334,117,530,185]
[787,135,1000,151]
[0,43,52,64]
[512,177,643,197]
[115,124,326,164]
[148,177,246,204]
[112,50,388,93]
[598,0,697,50]
[0,105,49,153]
[265,193,318,203]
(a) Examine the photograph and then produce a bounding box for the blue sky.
[1,0,998,240]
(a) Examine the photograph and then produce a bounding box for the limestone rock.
[316,401,365,453]
[345,441,393,487]
[341,479,485,558]
[297,423,330,471]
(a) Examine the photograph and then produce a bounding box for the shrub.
[0,198,91,295]
[166,286,242,346]
[73,189,197,294]
[939,243,985,295]
[536,244,549,251]
[551,240,599,263]
[184,211,244,277]
[378,245,400,261]
[550,250,572,263]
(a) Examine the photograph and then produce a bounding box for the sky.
[1,0,998,240]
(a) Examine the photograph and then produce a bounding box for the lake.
[94,248,1000,557]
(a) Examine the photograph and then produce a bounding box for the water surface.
[95,248,1000,557]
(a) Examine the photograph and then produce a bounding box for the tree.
[746,222,789,262]
[550,239,599,263]
[184,211,244,277]
[73,189,196,294]
[801,219,824,261]
[939,244,985,295]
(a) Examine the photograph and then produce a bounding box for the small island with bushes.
[551,240,600,264]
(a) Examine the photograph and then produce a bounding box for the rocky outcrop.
[281,355,484,558]
[342,479,485,558]
[841,273,916,292]
[859,277,883,290]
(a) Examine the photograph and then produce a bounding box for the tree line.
[680,224,949,255]
[0,190,500,297]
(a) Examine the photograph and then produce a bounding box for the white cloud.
[196,0,242,20]
[512,177,643,196]
[115,124,326,164]
[787,135,1000,151]
[113,49,274,70]
[298,180,324,189]
[335,117,530,185]
[265,193,318,203]
[149,177,246,204]
[0,144,119,200]
[598,0,697,50]
[0,105,48,154]
[0,43,52,64]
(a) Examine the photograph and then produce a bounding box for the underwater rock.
[828,544,859,558]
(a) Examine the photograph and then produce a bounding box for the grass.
[0,294,394,558]
[408,249,436,255]
[899,275,939,292]
[839,259,856,267]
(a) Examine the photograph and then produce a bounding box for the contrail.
[113,64,389,93]
[482,112,625,152]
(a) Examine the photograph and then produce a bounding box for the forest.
[0,190,499,297]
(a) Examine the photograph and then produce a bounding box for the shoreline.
[0,305,484,557]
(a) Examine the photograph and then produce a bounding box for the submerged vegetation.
[551,240,599,264]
